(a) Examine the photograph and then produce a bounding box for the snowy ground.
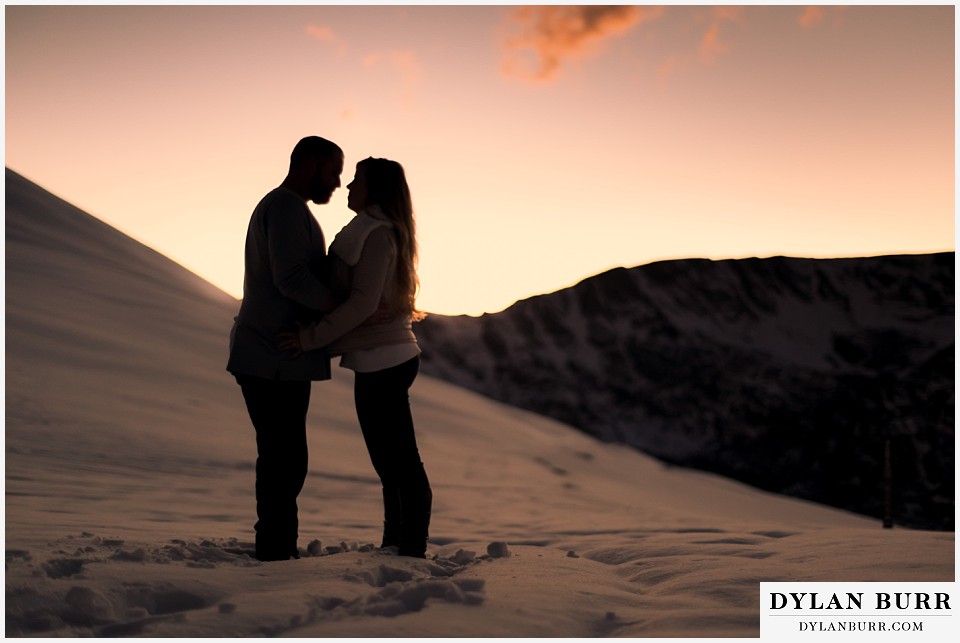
[6,366,953,638]
[4,169,955,638]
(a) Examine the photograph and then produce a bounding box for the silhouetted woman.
[279,157,432,558]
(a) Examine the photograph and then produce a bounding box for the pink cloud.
[699,23,728,63]
[798,5,847,29]
[798,6,825,28]
[306,24,347,56]
[503,5,664,82]
[698,6,744,64]
[363,50,422,86]
[363,49,423,110]
[656,54,688,81]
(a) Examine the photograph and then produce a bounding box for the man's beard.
[310,183,333,204]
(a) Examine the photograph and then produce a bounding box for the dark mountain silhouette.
[415,253,955,530]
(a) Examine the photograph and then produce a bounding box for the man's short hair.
[290,136,342,168]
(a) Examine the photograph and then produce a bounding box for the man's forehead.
[322,153,344,171]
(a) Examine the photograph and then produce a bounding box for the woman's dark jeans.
[354,356,432,557]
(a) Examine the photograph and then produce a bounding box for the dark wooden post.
[883,437,893,529]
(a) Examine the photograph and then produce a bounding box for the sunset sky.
[5,3,955,316]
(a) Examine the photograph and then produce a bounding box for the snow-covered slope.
[415,255,955,530]
[4,169,953,637]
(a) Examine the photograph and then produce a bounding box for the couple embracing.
[226,136,431,561]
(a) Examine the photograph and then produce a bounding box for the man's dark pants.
[235,374,310,560]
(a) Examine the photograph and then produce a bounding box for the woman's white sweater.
[298,207,419,369]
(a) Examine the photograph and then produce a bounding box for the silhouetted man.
[227,136,343,561]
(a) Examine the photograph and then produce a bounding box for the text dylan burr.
[770,592,951,611]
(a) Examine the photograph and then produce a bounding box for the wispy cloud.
[503,5,664,82]
[364,50,422,86]
[306,24,347,56]
[698,23,727,64]
[655,54,685,81]
[698,6,744,64]
[652,6,744,80]
[798,6,825,29]
[363,49,423,110]
[304,22,421,111]
[798,5,847,29]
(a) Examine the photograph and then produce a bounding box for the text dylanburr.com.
[761,583,955,640]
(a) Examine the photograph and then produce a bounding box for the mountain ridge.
[414,251,955,530]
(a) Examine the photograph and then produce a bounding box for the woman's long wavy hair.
[359,157,425,321]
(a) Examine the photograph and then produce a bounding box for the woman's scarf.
[328,204,393,266]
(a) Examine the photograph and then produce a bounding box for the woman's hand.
[277,331,304,358]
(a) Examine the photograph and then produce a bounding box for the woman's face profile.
[346,165,369,213]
